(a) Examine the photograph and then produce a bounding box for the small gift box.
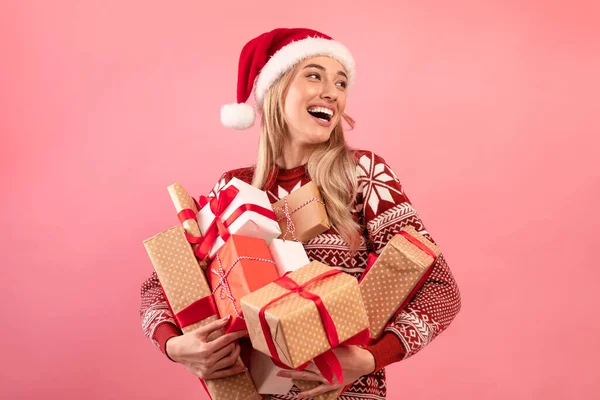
[359,225,441,340]
[249,349,294,395]
[197,177,281,259]
[143,226,260,400]
[208,234,280,333]
[167,181,208,268]
[240,261,370,372]
[271,182,330,243]
[268,238,310,276]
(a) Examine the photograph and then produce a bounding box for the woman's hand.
[166,316,248,380]
[276,345,376,399]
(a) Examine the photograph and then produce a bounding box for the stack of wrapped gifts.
[143,177,440,400]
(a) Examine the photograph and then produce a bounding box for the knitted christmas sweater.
[139,149,461,400]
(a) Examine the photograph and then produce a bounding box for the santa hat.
[220,28,355,130]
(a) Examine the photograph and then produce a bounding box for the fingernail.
[221,315,230,321]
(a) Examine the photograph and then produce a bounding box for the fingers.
[277,369,328,383]
[195,316,231,340]
[206,327,226,342]
[203,364,247,380]
[210,341,242,372]
[207,329,248,352]
[209,341,237,364]
[296,383,342,399]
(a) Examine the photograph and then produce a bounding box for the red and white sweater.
[139,150,461,399]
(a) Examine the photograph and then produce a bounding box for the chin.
[306,129,333,144]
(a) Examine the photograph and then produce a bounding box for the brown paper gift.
[271,182,330,243]
[143,225,261,400]
[359,225,441,340]
[292,380,343,400]
[240,261,370,369]
[166,182,208,269]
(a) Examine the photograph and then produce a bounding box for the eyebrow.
[303,63,348,79]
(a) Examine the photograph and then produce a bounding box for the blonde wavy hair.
[251,62,362,254]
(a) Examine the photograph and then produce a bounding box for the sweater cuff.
[154,322,182,362]
[363,332,407,372]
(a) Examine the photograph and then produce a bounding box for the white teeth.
[307,106,334,116]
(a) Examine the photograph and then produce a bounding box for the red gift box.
[208,234,280,333]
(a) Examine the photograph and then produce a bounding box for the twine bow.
[210,253,276,319]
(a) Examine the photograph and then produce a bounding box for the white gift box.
[197,177,281,259]
[268,238,310,276]
[249,349,294,395]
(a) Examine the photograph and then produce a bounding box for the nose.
[320,80,338,102]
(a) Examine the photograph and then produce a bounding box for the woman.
[140,28,461,399]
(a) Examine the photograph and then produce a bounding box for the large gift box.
[240,261,370,372]
[208,234,280,333]
[271,182,330,242]
[197,177,281,259]
[359,225,440,340]
[143,226,260,400]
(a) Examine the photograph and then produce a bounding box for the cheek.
[284,88,308,121]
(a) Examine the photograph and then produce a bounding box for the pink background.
[1,1,598,399]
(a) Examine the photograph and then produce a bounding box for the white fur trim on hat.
[220,103,256,130]
[254,37,355,105]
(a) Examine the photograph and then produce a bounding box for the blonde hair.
[251,64,362,254]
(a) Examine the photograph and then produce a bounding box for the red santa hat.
[220,28,356,130]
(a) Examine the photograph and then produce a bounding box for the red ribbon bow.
[192,186,278,260]
[194,186,240,259]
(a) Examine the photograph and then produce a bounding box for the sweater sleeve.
[139,270,181,359]
[356,151,462,365]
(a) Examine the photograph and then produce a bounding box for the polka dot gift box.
[358,225,441,340]
[166,181,208,269]
[143,226,261,400]
[240,261,370,371]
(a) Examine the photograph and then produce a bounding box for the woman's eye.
[337,81,348,88]
[307,73,320,79]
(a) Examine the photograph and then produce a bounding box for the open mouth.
[307,106,334,122]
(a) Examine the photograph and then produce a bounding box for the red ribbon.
[175,295,218,329]
[195,186,278,260]
[177,208,204,244]
[258,269,367,384]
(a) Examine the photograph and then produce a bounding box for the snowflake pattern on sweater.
[139,149,461,400]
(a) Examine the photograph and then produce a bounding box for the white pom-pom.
[220,103,256,130]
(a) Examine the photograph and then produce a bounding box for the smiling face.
[282,56,349,147]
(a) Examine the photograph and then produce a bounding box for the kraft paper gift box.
[359,225,441,340]
[268,238,310,276]
[240,261,370,372]
[271,182,330,243]
[143,226,261,400]
[166,181,209,269]
[293,380,344,400]
[208,234,280,333]
[197,177,281,260]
